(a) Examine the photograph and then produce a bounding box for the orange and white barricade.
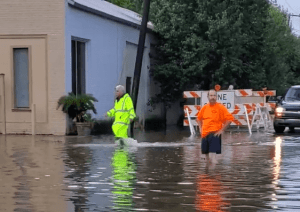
[183,89,276,133]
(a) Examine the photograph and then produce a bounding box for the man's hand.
[214,120,232,137]
[214,129,224,137]
[196,119,202,135]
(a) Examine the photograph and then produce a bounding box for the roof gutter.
[67,0,153,33]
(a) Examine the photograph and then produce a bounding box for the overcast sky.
[274,0,300,36]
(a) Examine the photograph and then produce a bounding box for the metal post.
[130,0,151,137]
[31,103,36,135]
[244,105,252,135]
[0,74,6,135]
[186,108,195,136]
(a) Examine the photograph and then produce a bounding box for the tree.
[107,0,300,107]
[105,0,143,14]
[257,5,300,95]
[150,0,300,101]
[149,0,269,105]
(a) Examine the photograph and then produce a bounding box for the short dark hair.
[207,89,216,97]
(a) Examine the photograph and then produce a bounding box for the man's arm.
[196,119,202,134]
[215,105,234,136]
[196,106,205,136]
[125,96,136,123]
[106,108,116,118]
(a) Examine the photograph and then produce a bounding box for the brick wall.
[0,0,66,135]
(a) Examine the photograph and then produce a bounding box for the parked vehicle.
[274,85,300,133]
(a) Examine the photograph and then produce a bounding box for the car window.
[284,88,300,101]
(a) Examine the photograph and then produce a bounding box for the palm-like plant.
[57,93,98,122]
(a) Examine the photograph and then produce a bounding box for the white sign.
[201,91,235,110]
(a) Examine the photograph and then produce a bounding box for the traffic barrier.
[231,103,254,115]
[183,89,276,127]
[184,103,275,118]
[185,108,196,135]
[184,105,201,117]
[251,104,272,130]
[183,91,202,98]
[253,90,276,97]
[234,89,252,97]
[183,119,198,126]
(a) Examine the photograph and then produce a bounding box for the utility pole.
[130,0,151,137]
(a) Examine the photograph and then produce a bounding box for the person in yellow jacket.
[106,85,136,143]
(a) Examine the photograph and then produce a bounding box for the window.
[13,48,29,108]
[71,40,86,95]
[126,77,132,94]
[285,88,300,101]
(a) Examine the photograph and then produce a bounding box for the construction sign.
[201,91,235,110]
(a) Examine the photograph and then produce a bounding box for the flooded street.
[0,127,300,211]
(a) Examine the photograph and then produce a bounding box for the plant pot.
[75,122,92,136]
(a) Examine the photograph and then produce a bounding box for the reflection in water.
[0,135,68,212]
[111,147,136,211]
[273,137,282,184]
[12,141,34,211]
[1,131,300,211]
[270,136,282,206]
[64,145,92,211]
[195,174,228,212]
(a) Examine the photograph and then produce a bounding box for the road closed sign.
[201,91,235,111]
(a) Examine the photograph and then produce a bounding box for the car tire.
[274,125,285,133]
[289,127,295,132]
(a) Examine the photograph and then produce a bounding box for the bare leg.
[208,153,217,163]
[205,153,209,162]
[208,153,217,169]
[201,152,209,162]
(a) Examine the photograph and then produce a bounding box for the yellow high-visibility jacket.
[107,93,136,138]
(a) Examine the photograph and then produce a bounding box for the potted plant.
[57,93,98,136]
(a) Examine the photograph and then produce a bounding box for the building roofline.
[67,0,154,33]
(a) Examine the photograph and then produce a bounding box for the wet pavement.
[0,126,300,212]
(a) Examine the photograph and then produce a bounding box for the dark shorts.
[201,133,222,154]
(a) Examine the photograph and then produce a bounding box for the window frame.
[11,46,32,111]
[71,36,89,96]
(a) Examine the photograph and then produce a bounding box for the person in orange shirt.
[196,89,234,162]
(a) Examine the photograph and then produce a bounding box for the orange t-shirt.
[197,103,234,138]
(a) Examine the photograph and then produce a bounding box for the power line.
[284,0,299,13]
[284,0,300,16]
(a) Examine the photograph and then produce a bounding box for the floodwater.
[0,127,300,212]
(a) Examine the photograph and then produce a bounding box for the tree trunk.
[163,103,167,132]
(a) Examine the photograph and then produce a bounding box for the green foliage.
[149,0,300,103]
[57,93,98,122]
[107,0,300,100]
[106,0,143,14]
[258,5,300,95]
